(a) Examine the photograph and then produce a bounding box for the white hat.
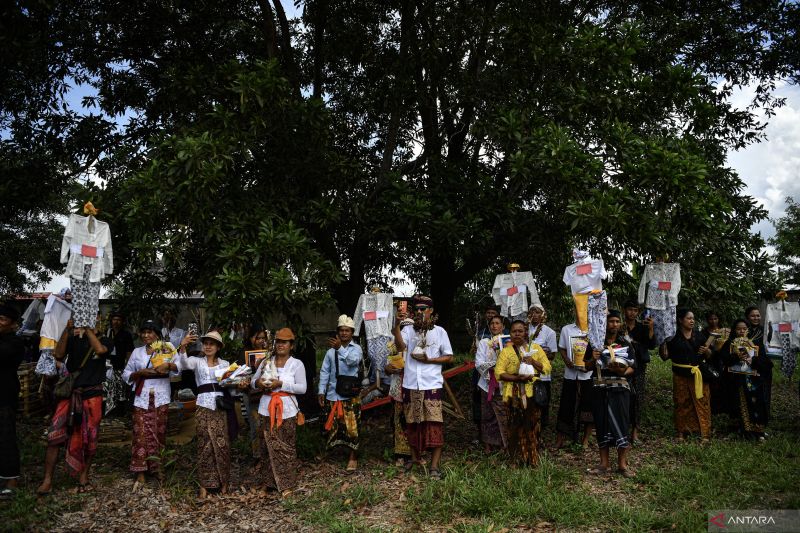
[200,331,225,347]
[337,314,355,330]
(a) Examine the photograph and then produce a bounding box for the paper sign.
[506,286,519,296]
[778,322,793,333]
[657,281,672,291]
[576,263,593,275]
[81,244,98,258]
[364,311,377,321]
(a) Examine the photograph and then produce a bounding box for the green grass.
[3,351,798,531]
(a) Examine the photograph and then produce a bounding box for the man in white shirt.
[392,295,453,479]
[554,319,595,450]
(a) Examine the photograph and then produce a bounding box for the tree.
[3,1,797,327]
[770,197,800,287]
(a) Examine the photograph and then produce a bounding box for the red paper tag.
[778,322,792,333]
[506,286,519,296]
[657,281,672,291]
[576,263,592,275]
[363,311,377,321]
[81,244,98,258]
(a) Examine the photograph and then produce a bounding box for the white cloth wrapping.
[38,295,73,347]
[401,325,453,390]
[765,301,800,350]
[637,262,681,310]
[492,270,540,318]
[563,258,607,294]
[122,346,179,409]
[175,353,229,410]
[475,337,499,392]
[353,292,395,339]
[252,356,307,419]
[60,214,114,282]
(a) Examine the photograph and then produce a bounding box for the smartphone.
[188,322,199,337]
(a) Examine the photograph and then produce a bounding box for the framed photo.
[245,350,269,369]
[569,334,590,369]
[498,334,512,350]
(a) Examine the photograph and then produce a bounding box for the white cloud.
[727,83,800,239]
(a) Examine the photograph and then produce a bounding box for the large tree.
[3,1,796,326]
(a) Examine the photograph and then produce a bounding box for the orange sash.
[268,391,291,431]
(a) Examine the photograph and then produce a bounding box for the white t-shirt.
[558,323,593,381]
[529,324,557,381]
[563,259,607,294]
[401,325,453,390]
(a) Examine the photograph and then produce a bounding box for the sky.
[727,82,800,241]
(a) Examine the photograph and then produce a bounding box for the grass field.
[2,353,798,532]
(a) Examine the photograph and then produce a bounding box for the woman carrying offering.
[495,320,551,466]
[251,327,307,496]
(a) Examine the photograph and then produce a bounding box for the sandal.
[587,466,608,475]
[403,459,415,473]
[0,488,15,500]
[618,468,636,478]
[429,469,443,480]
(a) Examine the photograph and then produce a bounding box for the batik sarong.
[130,393,169,473]
[258,415,299,491]
[402,388,444,451]
[196,406,230,489]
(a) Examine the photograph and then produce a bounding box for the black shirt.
[665,330,708,377]
[0,331,25,408]
[106,328,135,371]
[627,321,656,373]
[64,334,113,398]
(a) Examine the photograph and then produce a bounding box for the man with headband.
[392,295,453,479]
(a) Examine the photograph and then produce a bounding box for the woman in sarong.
[721,319,771,441]
[474,315,509,453]
[122,320,178,489]
[495,320,551,466]
[176,330,233,498]
[251,327,306,496]
[660,309,712,443]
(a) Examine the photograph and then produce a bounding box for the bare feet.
[36,480,52,496]
[346,458,358,471]
[198,487,208,499]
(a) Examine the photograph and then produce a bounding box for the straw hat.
[200,330,225,347]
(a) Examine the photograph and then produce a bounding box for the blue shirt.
[318,342,363,400]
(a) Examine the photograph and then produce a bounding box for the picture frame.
[569,334,590,369]
[245,349,269,370]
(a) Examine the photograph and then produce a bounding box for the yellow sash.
[671,363,703,398]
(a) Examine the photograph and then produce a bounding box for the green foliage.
[770,197,800,286]
[3,0,798,324]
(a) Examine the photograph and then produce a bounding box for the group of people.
[469,300,777,477]
[0,292,782,500]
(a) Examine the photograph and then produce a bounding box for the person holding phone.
[122,320,178,489]
[318,315,363,471]
[175,330,233,498]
